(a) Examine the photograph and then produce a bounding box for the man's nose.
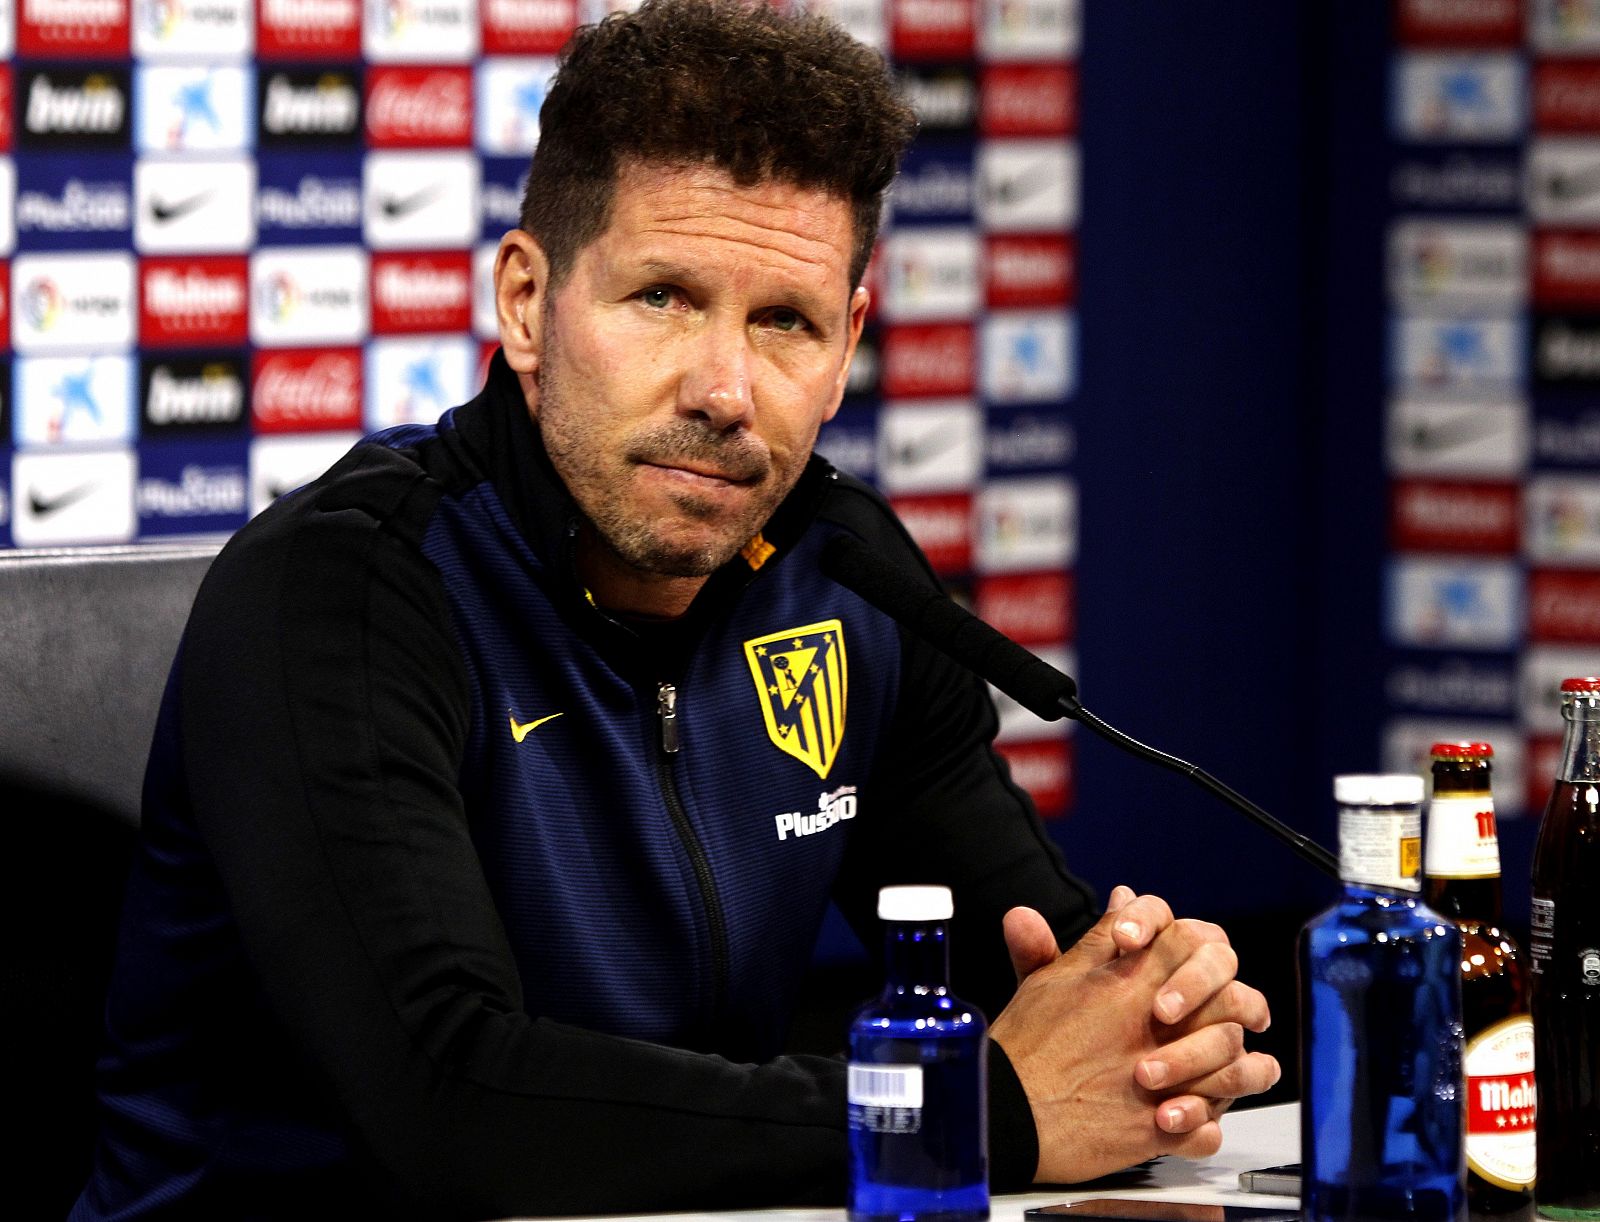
[677,318,755,430]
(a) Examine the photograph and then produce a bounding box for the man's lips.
[640,459,759,486]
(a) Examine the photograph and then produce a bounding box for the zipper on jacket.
[654,681,729,1016]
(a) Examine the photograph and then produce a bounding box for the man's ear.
[494,230,551,406]
[823,285,871,425]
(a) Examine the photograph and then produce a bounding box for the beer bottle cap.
[1560,677,1600,693]
[878,885,953,922]
[1334,774,1424,807]
[1428,741,1493,759]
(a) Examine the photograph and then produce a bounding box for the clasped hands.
[990,885,1281,1184]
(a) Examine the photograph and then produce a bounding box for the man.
[74,2,1277,1217]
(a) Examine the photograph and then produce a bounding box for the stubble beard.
[536,350,805,579]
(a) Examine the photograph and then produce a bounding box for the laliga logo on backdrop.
[376,0,411,34]
[259,271,301,321]
[144,0,184,38]
[22,277,64,330]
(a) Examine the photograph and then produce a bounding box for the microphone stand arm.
[1060,692,1341,879]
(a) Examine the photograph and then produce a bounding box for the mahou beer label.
[1424,794,1502,879]
[1464,1015,1536,1189]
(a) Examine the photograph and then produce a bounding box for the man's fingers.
[1152,1113,1225,1158]
[1150,938,1238,1024]
[1170,1051,1282,1102]
[1134,1023,1245,1092]
[1004,906,1062,983]
[1175,979,1272,1035]
[1107,894,1175,954]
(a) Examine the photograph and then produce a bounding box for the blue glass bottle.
[1300,774,1466,1222]
[848,885,988,1222]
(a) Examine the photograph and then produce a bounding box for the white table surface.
[531,1100,1300,1222]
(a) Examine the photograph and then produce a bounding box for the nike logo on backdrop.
[509,711,564,742]
[150,191,214,223]
[29,482,99,518]
[379,184,445,220]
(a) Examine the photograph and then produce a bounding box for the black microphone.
[820,533,1339,878]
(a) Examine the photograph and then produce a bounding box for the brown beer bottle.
[1531,678,1600,1221]
[1425,742,1533,1218]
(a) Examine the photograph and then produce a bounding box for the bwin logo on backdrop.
[19,68,131,149]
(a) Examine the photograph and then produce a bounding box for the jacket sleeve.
[178,475,849,1218]
[821,478,1101,1189]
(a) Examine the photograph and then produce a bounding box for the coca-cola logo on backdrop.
[252,348,363,432]
[365,67,473,147]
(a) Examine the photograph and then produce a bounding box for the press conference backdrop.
[5,0,1597,929]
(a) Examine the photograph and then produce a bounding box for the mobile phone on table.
[1023,1199,1300,1221]
[1236,1163,1302,1195]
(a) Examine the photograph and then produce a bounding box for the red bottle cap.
[1429,741,1493,759]
[1560,677,1600,693]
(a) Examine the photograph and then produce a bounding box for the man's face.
[526,161,867,587]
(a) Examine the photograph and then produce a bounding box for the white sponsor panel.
[364,150,479,250]
[135,158,257,254]
[474,241,499,339]
[978,139,1077,232]
[476,56,557,156]
[981,309,1073,403]
[1392,314,1524,390]
[978,0,1077,60]
[250,246,369,346]
[364,0,478,61]
[1387,394,1529,478]
[1527,475,1600,567]
[11,253,136,355]
[977,475,1075,573]
[1531,0,1600,53]
[1388,220,1527,310]
[11,449,137,547]
[1381,718,1526,815]
[249,433,362,515]
[133,0,253,59]
[136,66,254,153]
[880,226,980,322]
[803,0,884,50]
[0,158,17,257]
[993,645,1076,744]
[364,335,475,429]
[1522,646,1600,733]
[1393,53,1525,143]
[1387,556,1522,651]
[0,0,12,58]
[876,398,983,494]
[1529,138,1600,225]
[14,355,136,447]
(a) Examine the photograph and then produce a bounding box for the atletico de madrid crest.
[744,619,847,779]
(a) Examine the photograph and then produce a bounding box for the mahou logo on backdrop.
[140,257,249,347]
[890,0,973,60]
[371,251,472,334]
[0,68,13,153]
[252,348,363,432]
[18,0,131,56]
[880,323,975,398]
[981,64,1075,137]
[481,0,574,53]
[986,233,1073,308]
[256,0,361,58]
[366,67,473,147]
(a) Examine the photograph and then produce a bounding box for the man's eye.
[641,287,674,308]
[768,308,808,333]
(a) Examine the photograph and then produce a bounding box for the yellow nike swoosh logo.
[509,712,564,743]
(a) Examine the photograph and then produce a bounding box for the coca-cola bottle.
[1531,677,1600,1221]
[1425,742,1533,1218]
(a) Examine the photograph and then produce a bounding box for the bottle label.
[1424,794,1502,879]
[1464,1015,1536,1189]
[1339,807,1423,891]
[847,1063,923,1135]
[1530,897,1554,976]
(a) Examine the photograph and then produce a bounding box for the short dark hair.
[520,0,918,289]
